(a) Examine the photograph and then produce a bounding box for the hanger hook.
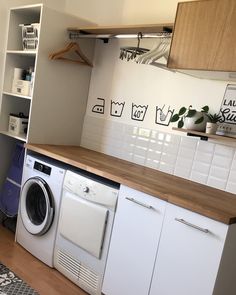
[137,32,142,48]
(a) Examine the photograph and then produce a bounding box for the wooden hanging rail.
[67,23,173,40]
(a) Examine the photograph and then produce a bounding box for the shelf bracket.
[187,132,208,141]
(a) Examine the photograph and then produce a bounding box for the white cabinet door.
[150,203,228,295]
[102,185,166,295]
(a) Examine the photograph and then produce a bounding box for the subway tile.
[197,140,215,153]
[207,176,227,190]
[214,144,235,157]
[194,150,213,164]
[150,130,158,139]
[226,182,236,194]
[137,127,151,138]
[178,147,196,159]
[121,152,133,162]
[145,159,160,170]
[159,162,175,174]
[146,150,162,161]
[228,169,236,183]
[133,146,147,157]
[174,166,191,179]
[230,153,236,171]
[157,132,165,141]
[124,125,138,136]
[212,155,233,169]
[175,157,193,170]
[135,136,150,148]
[192,161,210,175]
[190,171,208,185]
[133,154,146,166]
[161,153,177,166]
[148,139,157,150]
[162,142,179,155]
[209,165,230,180]
[180,136,198,149]
[165,133,181,145]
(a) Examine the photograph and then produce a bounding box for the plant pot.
[205,122,218,134]
[184,112,209,131]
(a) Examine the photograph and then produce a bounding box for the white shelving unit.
[0,4,95,186]
[0,4,41,143]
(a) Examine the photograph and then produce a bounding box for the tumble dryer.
[16,154,66,267]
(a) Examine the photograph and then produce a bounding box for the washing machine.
[16,154,66,267]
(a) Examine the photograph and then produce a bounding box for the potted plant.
[170,105,209,131]
[205,113,222,134]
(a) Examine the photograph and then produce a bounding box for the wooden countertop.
[25,143,236,225]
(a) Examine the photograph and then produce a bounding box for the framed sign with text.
[217,84,236,137]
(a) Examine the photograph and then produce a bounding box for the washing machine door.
[20,177,54,236]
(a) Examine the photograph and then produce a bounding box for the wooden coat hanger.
[49,42,93,67]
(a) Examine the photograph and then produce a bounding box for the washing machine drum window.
[20,177,54,236]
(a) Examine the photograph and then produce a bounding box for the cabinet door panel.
[102,185,166,295]
[168,0,236,71]
[150,203,228,295]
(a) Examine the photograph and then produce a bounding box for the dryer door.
[20,177,54,236]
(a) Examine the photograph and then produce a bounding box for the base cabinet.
[103,190,236,295]
[102,185,166,295]
[150,203,228,295]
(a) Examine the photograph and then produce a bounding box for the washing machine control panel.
[34,161,52,175]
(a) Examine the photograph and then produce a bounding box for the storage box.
[12,79,31,96]
[20,23,40,50]
[8,113,28,135]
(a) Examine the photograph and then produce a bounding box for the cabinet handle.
[175,218,209,233]
[125,197,154,210]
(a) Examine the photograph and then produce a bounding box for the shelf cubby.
[3,54,35,94]
[0,94,30,139]
[7,4,42,51]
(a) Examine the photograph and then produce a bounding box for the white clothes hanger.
[143,38,170,64]
[135,39,162,64]
[147,41,171,64]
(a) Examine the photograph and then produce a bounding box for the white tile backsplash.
[82,116,236,195]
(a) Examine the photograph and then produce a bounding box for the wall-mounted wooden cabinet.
[168,0,236,80]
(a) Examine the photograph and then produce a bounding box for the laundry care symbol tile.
[155,105,174,126]
[110,100,125,117]
[92,98,105,114]
[131,103,148,121]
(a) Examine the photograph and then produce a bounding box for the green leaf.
[195,116,204,124]
[178,118,184,128]
[201,105,209,113]
[186,109,196,118]
[170,114,179,122]
[178,107,187,116]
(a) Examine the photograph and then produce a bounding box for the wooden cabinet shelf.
[173,127,236,143]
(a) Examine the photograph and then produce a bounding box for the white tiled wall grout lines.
[81,115,236,195]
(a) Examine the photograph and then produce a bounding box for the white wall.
[65,0,193,25]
